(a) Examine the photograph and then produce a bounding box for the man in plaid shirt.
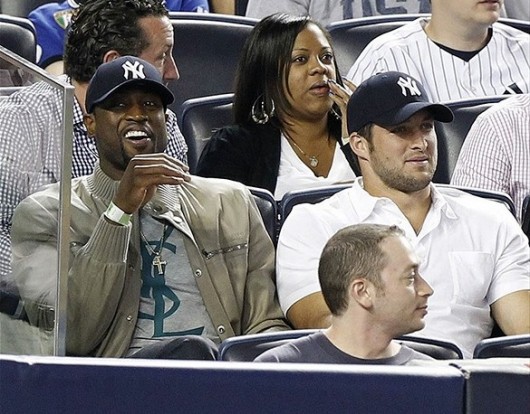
[0,0,188,295]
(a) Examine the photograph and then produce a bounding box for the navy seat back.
[473,334,530,358]
[180,93,234,173]
[0,14,36,63]
[279,183,517,230]
[327,14,427,75]
[169,19,253,124]
[0,355,465,414]
[248,186,278,245]
[219,329,462,361]
[433,95,509,184]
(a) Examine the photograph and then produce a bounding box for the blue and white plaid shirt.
[0,76,188,278]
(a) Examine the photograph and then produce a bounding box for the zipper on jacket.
[202,243,248,259]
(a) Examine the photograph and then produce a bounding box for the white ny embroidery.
[397,76,421,97]
[122,61,146,80]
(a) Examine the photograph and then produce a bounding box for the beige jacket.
[12,165,289,357]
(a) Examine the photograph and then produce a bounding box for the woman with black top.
[196,13,357,199]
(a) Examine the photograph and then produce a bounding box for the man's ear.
[350,278,373,309]
[84,113,96,138]
[349,132,370,162]
[102,50,121,63]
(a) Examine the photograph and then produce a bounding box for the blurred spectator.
[209,0,235,14]
[505,0,530,21]
[347,0,529,101]
[246,0,431,28]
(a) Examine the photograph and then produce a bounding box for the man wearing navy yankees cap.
[11,56,289,359]
[277,71,530,358]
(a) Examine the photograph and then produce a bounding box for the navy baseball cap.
[347,71,453,133]
[85,56,174,113]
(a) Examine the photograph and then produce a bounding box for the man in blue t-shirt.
[28,0,209,74]
[256,223,434,365]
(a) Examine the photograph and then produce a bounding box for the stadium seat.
[279,184,350,224]
[279,183,517,229]
[327,14,427,75]
[218,329,462,361]
[396,335,463,359]
[169,19,253,124]
[434,95,509,184]
[499,17,530,34]
[169,11,257,24]
[473,334,530,358]
[180,93,234,173]
[455,359,530,414]
[218,329,317,361]
[248,186,278,244]
[0,14,36,63]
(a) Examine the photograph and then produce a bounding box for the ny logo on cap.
[122,60,145,80]
[397,76,421,97]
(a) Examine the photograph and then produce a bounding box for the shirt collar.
[73,97,84,127]
[349,178,458,221]
[430,185,459,221]
[349,177,380,221]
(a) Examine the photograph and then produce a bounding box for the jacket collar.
[85,163,180,211]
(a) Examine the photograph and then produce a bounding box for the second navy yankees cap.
[346,71,453,133]
[85,56,174,113]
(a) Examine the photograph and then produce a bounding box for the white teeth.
[125,130,148,139]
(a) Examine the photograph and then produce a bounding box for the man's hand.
[113,154,190,214]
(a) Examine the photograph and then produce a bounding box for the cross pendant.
[152,254,167,275]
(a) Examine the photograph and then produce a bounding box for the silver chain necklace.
[140,224,169,275]
[283,131,330,168]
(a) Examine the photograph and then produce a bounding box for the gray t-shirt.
[127,213,217,356]
[254,331,433,365]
